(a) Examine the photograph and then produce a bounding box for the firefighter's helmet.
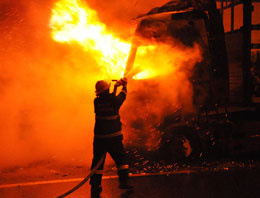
[95,80,110,95]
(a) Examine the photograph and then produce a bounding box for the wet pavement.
[0,161,260,198]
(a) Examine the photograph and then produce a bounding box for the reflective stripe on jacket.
[94,131,122,138]
[94,86,127,136]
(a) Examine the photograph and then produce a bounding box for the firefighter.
[90,78,133,198]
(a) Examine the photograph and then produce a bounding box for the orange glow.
[133,70,156,80]
[50,0,130,79]
[49,0,201,81]
[132,43,201,80]
[48,0,203,153]
[0,0,205,169]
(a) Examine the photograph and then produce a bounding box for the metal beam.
[251,44,260,49]
[243,0,252,105]
[251,24,260,30]
[231,0,235,31]
[218,0,243,10]
[217,0,260,10]
[221,0,224,16]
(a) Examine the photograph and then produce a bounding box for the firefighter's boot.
[118,169,133,190]
[91,185,102,198]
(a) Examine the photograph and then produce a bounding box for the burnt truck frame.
[127,0,260,162]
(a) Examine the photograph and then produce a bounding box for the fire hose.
[56,153,106,198]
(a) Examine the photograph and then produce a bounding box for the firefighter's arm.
[112,84,118,96]
[114,78,127,107]
[112,78,124,95]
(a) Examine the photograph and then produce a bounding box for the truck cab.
[126,0,260,162]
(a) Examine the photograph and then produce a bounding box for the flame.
[133,70,155,80]
[49,0,202,80]
[132,43,202,80]
[50,0,130,79]
[47,0,204,157]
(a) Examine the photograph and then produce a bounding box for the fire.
[50,0,130,79]
[49,0,202,80]
[132,43,202,80]
[133,70,156,80]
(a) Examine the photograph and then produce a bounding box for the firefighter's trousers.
[90,136,129,187]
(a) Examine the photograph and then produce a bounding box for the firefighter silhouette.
[90,78,133,197]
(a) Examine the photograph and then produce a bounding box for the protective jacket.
[94,86,127,139]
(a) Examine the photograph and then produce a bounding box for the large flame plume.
[0,0,202,169]
[50,0,130,79]
[49,0,201,81]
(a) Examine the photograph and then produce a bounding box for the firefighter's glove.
[121,78,127,86]
[115,80,122,87]
[115,78,127,87]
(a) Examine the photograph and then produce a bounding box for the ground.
[0,156,259,198]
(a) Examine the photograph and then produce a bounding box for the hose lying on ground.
[56,153,106,198]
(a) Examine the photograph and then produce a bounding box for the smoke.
[0,0,101,168]
[0,0,199,169]
[121,43,202,151]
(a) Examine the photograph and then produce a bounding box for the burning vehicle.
[49,0,239,163]
[123,0,260,164]
[1,0,259,171]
